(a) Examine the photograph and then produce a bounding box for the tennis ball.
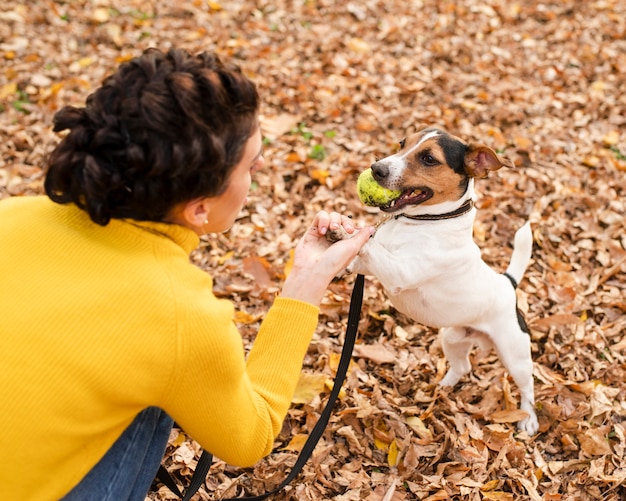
[356,168,402,208]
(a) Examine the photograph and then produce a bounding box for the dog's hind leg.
[491,322,539,435]
[438,326,474,387]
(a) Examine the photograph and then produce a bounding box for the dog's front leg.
[349,240,424,295]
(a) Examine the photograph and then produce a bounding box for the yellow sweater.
[0,196,319,500]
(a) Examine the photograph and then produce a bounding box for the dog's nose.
[371,161,389,182]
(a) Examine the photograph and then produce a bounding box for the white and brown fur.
[347,126,538,435]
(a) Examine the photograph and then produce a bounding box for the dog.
[344,126,538,435]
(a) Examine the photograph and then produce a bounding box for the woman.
[0,47,372,500]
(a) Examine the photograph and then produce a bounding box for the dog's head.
[370,127,513,213]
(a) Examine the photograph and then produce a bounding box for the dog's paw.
[438,360,471,388]
[438,370,463,388]
[517,405,539,435]
[325,226,351,243]
[517,415,539,435]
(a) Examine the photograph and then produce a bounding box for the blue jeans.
[62,407,174,501]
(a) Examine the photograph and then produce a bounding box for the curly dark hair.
[44,47,259,225]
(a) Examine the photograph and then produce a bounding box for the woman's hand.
[280,211,374,306]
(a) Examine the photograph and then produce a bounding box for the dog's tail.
[505,221,533,286]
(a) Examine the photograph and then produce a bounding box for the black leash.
[157,274,365,500]
[157,451,213,501]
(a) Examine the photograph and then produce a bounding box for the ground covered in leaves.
[1,1,625,500]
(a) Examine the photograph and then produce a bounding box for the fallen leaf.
[577,428,612,456]
[353,343,397,364]
[292,372,328,404]
[489,409,529,424]
[281,433,308,452]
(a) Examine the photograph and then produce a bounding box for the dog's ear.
[464,144,513,178]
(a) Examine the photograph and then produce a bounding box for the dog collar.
[396,198,474,221]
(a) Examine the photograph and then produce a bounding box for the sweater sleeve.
[245,298,320,431]
[161,293,319,467]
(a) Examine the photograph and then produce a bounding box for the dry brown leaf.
[577,428,613,457]
[489,409,530,424]
[261,113,301,141]
[353,343,397,365]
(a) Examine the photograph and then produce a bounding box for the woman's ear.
[185,198,210,227]
[167,197,211,234]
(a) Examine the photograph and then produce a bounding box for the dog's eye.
[421,153,439,166]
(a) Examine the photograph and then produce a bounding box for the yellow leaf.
[283,249,295,278]
[582,155,600,167]
[217,250,234,265]
[374,437,388,451]
[171,431,186,447]
[481,492,514,501]
[387,439,399,467]
[368,310,388,321]
[481,479,500,491]
[326,352,356,398]
[207,0,222,11]
[328,351,341,372]
[50,81,65,94]
[0,82,17,100]
[323,377,346,399]
[78,57,94,68]
[292,372,327,404]
[233,310,260,325]
[406,416,433,442]
[115,54,135,64]
[281,433,308,452]
[602,130,620,146]
[310,168,329,184]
